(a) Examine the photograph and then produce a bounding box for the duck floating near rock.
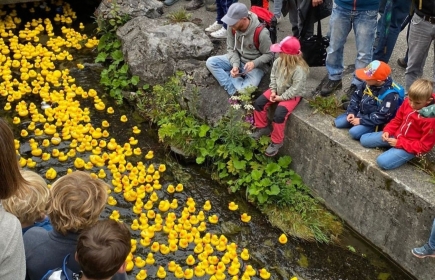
[241,213,251,223]
[279,233,288,244]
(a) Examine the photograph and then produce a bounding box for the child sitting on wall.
[334,60,400,140]
[2,170,52,234]
[360,78,435,170]
[251,36,309,156]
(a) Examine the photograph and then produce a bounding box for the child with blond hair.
[360,78,435,169]
[2,170,52,234]
[23,171,127,280]
[251,36,309,156]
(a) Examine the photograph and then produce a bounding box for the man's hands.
[230,61,255,78]
[244,61,255,72]
[230,67,240,78]
[312,0,323,7]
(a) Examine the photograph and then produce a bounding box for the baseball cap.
[222,3,249,26]
[270,36,301,55]
[355,60,391,81]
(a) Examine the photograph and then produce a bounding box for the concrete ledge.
[284,101,435,280]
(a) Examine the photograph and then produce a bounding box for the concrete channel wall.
[283,101,435,280]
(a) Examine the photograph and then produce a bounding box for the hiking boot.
[265,142,283,157]
[320,79,342,97]
[210,27,227,39]
[251,127,271,140]
[185,0,204,10]
[205,3,217,12]
[411,243,435,258]
[205,21,222,32]
[397,58,407,69]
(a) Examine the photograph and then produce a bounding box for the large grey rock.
[117,16,232,125]
[95,0,163,20]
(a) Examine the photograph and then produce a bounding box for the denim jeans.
[405,13,435,90]
[216,0,235,29]
[334,113,375,140]
[273,0,283,18]
[360,132,415,169]
[326,4,377,86]
[429,219,435,249]
[206,55,265,95]
[373,0,411,63]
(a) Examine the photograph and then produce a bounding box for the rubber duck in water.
[259,268,271,279]
[194,266,205,277]
[45,168,57,180]
[145,151,153,159]
[245,265,256,276]
[203,200,212,211]
[168,261,177,272]
[241,213,251,223]
[135,257,146,268]
[156,266,166,279]
[228,201,239,211]
[186,255,196,266]
[136,270,147,280]
[174,266,184,279]
[240,248,250,260]
[184,268,194,279]
[175,183,184,192]
[208,214,219,224]
[279,233,288,244]
[120,115,128,122]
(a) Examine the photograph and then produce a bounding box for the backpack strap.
[253,23,265,50]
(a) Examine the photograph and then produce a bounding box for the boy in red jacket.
[360,79,435,170]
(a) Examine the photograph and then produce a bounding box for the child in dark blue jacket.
[334,60,400,140]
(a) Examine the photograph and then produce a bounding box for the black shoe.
[320,79,342,97]
[345,84,357,99]
[397,58,407,69]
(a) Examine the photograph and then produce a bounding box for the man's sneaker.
[320,79,342,97]
[411,243,435,258]
[251,127,271,140]
[210,27,227,39]
[397,58,407,69]
[205,21,222,32]
[265,142,283,157]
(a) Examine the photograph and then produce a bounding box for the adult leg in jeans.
[405,14,435,90]
[376,147,415,169]
[375,0,388,42]
[231,62,264,93]
[352,8,377,86]
[288,0,299,37]
[325,6,353,82]
[273,0,283,19]
[373,0,411,63]
[206,55,237,95]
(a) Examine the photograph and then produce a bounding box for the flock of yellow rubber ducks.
[0,1,297,279]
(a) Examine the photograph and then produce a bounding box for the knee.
[206,56,216,69]
[273,106,288,123]
[253,95,268,111]
[376,154,392,170]
[348,127,363,140]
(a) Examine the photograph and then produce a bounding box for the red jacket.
[383,94,435,155]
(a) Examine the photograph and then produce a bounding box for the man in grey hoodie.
[206,3,273,96]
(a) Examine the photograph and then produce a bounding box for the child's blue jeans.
[360,132,415,170]
[334,113,375,140]
[429,219,435,249]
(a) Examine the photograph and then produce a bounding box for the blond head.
[2,170,49,225]
[49,171,108,235]
[408,79,434,101]
[277,52,309,81]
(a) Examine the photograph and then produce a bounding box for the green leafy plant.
[307,95,344,117]
[167,9,192,23]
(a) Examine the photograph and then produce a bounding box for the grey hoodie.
[226,13,273,72]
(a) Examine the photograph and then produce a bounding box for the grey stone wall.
[284,101,435,280]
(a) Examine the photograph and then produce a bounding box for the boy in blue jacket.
[334,60,400,140]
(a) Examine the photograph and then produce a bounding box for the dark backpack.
[40,255,80,280]
[232,6,277,50]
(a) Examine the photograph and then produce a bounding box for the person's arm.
[395,119,435,155]
[226,28,241,69]
[346,84,363,115]
[280,67,307,100]
[269,60,278,92]
[359,92,399,126]
[252,29,273,69]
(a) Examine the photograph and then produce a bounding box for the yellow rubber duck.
[194,266,206,277]
[145,253,155,265]
[45,168,57,180]
[206,265,216,275]
[74,158,84,169]
[228,265,239,276]
[168,261,177,272]
[174,266,184,279]
[186,255,196,266]
[203,200,212,211]
[120,115,128,122]
[109,210,120,221]
[107,107,114,114]
[240,248,250,260]
[94,101,105,111]
[31,148,43,157]
[159,244,170,255]
[132,126,141,134]
[136,270,147,280]
[184,268,194,279]
[228,202,239,211]
[259,268,271,279]
[175,183,184,192]
[21,129,29,137]
[125,261,134,272]
[241,213,251,223]
[13,117,21,125]
[41,153,51,161]
[51,133,61,145]
[58,153,68,162]
[170,199,178,209]
[279,233,288,244]
[4,103,11,110]
[129,137,138,145]
[145,151,153,159]
[134,257,146,268]
[107,196,117,206]
[245,265,256,276]
[158,200,170,212]
[107,139,117,150]
[26,159,36,168]
[91,128,102,139]
[215,271,226,280]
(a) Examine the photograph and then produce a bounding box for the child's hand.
[386,138,397,146]
[346,114,355,122]
[382,132,390,141]
[274,96,283,102]
[350,118,360,125]
[270,91,277,102]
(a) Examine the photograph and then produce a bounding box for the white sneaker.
[210,27,227,39]
[205,21,222,32]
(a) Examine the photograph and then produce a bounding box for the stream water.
[0,1,416,279]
